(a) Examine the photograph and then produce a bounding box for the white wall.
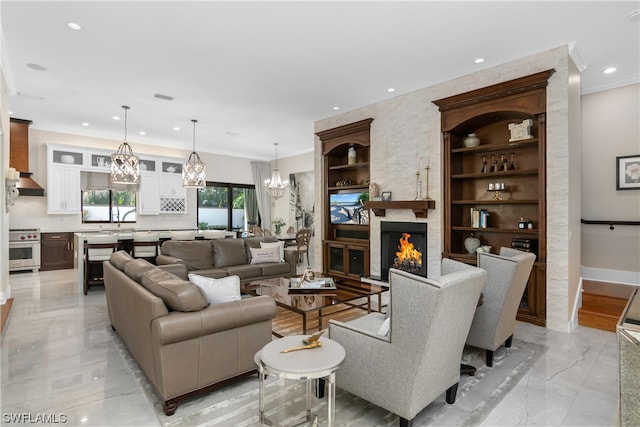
[268,151,314,234]
[581,83,640,282]
[1,52,11,303]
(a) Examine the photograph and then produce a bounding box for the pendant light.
[110,106,139,184]
[182,119,206,188]
[264,142,289,199]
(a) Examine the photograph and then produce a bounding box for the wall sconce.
[6,167,20,212]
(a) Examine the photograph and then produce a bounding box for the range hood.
[10,118,45,196]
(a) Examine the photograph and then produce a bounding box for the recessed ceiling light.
[26,63,47,71]
[81,122,89,126]
[112,116,120,120]
[603,67,617,74]
[387,88,396,93]
[139,131,146,135]
[9,111,13,115]
[67,22,82,31]
[474,58,485,64]
[333,106,340,110]
[173,127,180,131]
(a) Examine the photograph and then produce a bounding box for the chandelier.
[110,105,139,184]
[264,142,289,199]
[182,119,206,188]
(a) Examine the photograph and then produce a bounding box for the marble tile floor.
[1,269,619,427]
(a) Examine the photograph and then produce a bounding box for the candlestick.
[423,165,430,199]
[414,170,421,200]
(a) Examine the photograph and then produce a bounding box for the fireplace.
[380,221,427,281]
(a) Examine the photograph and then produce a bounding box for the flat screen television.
[330,192,369,225]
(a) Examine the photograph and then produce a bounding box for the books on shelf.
[470,208,490,228]
[511,238,538,256]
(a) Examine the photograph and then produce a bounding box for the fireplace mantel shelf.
[365,199,436,218]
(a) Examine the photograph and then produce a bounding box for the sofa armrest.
[156,254,186,267]
[158,263,188,280]
[283,250,297,273]
[152,295,276,345]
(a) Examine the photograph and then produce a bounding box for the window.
[82,189,137,223]
[197,182,258,231]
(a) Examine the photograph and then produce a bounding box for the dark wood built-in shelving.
[433,69,555,327]
[318,118,374,284]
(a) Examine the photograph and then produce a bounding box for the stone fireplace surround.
[315,45,578,332]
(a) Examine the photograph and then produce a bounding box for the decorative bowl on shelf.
[60,154,75,164]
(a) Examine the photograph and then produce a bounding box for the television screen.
[330,192,369,225]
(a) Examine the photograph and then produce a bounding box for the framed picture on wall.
[381,191,392,201]
[616,154,640,190]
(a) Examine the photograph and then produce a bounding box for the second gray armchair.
[328,260,486,427]
[465,247,536,367]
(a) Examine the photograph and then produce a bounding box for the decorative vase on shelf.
[463,133,480,148]
[464,233,481,254]
[347,146,356,165]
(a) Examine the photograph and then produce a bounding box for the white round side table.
[254,335,345,426]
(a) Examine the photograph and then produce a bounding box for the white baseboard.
[0,285,11,305]
[580,266,640,287]
[569,277,583,332]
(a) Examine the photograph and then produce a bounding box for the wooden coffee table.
[242,276,387,337]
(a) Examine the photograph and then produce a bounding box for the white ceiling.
[2,1,639,161]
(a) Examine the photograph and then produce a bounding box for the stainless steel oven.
[9,229,41,272]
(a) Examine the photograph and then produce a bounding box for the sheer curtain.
[251,161,272,229]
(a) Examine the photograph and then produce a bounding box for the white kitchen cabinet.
[47,165,81,214]
[138,171,160,215]
[158,171,187,214]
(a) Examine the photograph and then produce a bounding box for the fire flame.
[395,233,422,266]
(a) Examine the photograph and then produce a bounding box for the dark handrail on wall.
[581,219,640,230]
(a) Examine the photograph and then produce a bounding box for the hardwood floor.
[578,280,635,331]
[271,300,377,337]
[0,298,13,335]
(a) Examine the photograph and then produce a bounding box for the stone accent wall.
[315,45,577,331]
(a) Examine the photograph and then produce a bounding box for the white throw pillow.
[188,274,241,305]
[260,241,284,261]
[249,246,281,264]
[377,317,391,336]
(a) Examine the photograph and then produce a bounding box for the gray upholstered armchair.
[328,260,486,427]
[465,247,536,367]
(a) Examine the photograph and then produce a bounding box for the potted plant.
[272,217,286,235]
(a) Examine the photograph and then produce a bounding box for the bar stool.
[132,231,160,263]
[84,234,119,295]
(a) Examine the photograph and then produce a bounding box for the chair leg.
[399,417,414,427]
[84,260,89,295]
[505,334,513,348]
[486,350,494,367]
[445,382,458,404]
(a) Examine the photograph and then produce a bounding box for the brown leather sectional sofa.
[156,236,296,281]
[103,250,276,416]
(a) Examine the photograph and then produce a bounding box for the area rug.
[113,333,546,427]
